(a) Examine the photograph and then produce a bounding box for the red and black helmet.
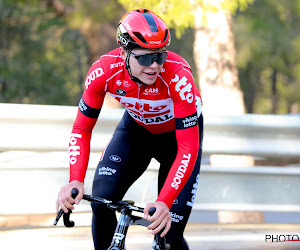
[117,9,171,50]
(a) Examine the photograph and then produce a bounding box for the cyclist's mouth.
[144,72,157,78]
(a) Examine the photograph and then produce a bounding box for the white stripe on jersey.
[106,69,124,82]
[166,59,190,68]
[102,54,122,58]
[157,75,171,97]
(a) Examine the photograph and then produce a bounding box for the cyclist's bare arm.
[56,180,84,213]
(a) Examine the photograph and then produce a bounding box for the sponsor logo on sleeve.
[186,174,200,207]
[69,133,82,165]
[78,98,101,118]
[171,153,191,190]
[171,74,194,103]
[85,68,104,89]
[175,112,198,130]
[195,95,202,116]
[182,115,197,128]
[79,98,87,112]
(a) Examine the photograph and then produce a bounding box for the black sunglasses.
[130,50,168,67]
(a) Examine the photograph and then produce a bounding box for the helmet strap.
[125,51,147,85]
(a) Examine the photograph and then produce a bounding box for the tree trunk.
[193,7,245,115]
[290,103,299,114]
[193,5,264,223]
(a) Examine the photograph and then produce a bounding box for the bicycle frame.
[54,189,170,250]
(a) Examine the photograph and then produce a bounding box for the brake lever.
[54,209,64,225]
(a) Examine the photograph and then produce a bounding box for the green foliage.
[168,28,196,77]
[0,1,89,105]
[65,0,123,28]
[2,0,299,114]
[0,0,126,105]
[117,0,195,37]
[117,0,253,37]
[234,0,300,113]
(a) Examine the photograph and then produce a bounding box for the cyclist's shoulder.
[100,48,123,62]
[165,51,191,70]
[93,48,124,73]
[83,49,124,91]
[161,50,192,83]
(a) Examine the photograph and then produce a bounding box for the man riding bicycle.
[56,8,203,250]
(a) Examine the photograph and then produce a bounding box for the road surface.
[1,223,300,250]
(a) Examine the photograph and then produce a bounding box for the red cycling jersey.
[69,48,202,208]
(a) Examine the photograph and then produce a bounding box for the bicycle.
[54,188,170,250]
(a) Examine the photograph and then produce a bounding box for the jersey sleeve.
[69,60,107,183]
[156,67,200,208]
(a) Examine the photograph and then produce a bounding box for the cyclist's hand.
[56,180,84,213]
[144,201,172,237]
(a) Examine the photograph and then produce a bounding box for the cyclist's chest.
[108,73,174,123]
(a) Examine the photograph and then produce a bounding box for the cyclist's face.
[120,47,165,85]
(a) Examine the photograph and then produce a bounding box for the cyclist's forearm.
[156,126,200,208]
[68,115,97,183]
[69,129,92,183]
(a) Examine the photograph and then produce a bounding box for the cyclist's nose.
[149,60,159,67]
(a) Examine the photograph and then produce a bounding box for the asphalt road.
[1,223,300,250]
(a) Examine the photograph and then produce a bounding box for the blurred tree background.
[234,0,300,114]
[0,0,300,113]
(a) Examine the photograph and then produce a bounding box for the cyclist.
[56,8,203,250]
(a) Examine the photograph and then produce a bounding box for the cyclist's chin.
[140,75,157,85]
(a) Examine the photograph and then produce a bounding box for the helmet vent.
[133,32,148,45]
[142,13,158,32]
[135,9,150,14]
[163,30,169,43]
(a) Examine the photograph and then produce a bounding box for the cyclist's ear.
[119,47,127,61]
